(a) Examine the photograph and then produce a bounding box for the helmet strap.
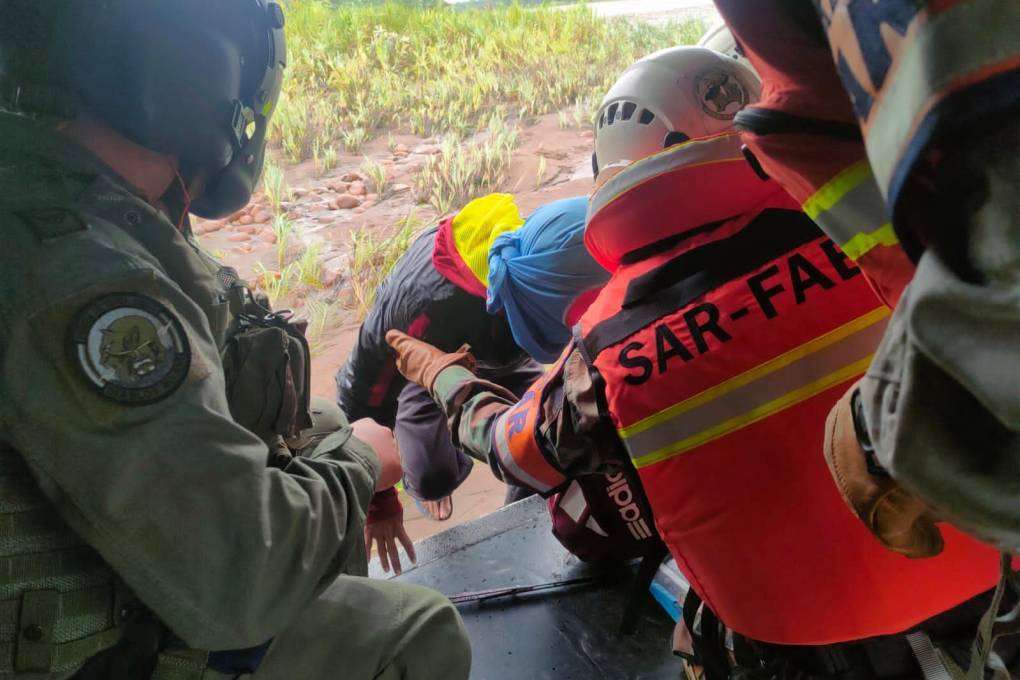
[173,169,193,233]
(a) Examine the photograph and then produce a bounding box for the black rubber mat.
[371,496,680,679]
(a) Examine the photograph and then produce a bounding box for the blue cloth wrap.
[487,196,608,363]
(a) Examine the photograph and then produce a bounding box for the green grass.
[297,241,325,288]
[253,261,300,307]
[360,156,390,197]
[263,158,290,213]
[346,210,427,319]
[272,1,706,161]
[413,116,519,215]
[271,214,296,269]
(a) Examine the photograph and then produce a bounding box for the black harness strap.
[735,107,864,142]
[682,590,732,680]
[619,538,671,636]
[619,217,734,266]
[582,209,823,359]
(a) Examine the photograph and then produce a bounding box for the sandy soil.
[197,111,596,548]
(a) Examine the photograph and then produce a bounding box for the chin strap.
[174,169,192,232]
[161,168,194,233]
[0,78,80,120]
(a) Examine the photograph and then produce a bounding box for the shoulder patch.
[68,294,191,404]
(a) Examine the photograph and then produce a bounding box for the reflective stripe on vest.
[802,161,897,262]
[579,209,1001,645]
[492,369,567,494]
[623,306,889,469]
[819,0,1020,206]
[588,133,744,219]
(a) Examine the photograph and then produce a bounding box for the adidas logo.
[606,472,653,540]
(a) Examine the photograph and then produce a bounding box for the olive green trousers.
[246,575,471,680]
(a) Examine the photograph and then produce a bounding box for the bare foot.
[416,496,453,521]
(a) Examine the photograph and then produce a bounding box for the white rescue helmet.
[696,20,755,72]
[592,46,761,178]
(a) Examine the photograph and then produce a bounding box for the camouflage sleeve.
[431,346,630,488]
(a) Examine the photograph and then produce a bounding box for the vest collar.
[585,132,780,271]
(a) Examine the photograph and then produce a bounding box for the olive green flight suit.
[0,111,469,679]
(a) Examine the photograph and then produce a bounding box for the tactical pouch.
[221,306,313,462]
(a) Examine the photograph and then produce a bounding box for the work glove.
[824,381,945,559]
[385,330,476,392]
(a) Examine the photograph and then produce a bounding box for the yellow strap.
[841,223,899,261]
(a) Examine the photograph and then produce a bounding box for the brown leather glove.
[824,382,945,559]
[385,330,476,392]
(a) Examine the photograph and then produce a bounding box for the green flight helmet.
[0,0,287,219]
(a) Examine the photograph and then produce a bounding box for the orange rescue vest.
[715,0,915,309]
[494,137,1001,645]
[577,210,999,645]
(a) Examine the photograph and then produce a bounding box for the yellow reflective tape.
[802,160,873,220]
[840,223,899,261]
[618,306,890,439]
[630,355,874,469]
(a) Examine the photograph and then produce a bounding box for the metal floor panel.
[371,496,681,679]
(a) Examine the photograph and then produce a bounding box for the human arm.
[350,417,416,573]
[351,418,402,491]
[1,243,379,650]
[336,316,405,426]
[386,331,629,490]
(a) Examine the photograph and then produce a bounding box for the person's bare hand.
[365,515,417,575]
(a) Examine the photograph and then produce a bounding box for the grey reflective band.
[803,163,895,261]
[492,412,556,494]
[622,307,890,469]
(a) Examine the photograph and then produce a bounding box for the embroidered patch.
[694,70,748,120]
[68,294,191,404]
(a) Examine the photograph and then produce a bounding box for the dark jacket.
[336,226,529,427]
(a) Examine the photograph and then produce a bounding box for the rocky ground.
[195,112,597,546]
[195,0,718,548]
[195,114,596,294]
